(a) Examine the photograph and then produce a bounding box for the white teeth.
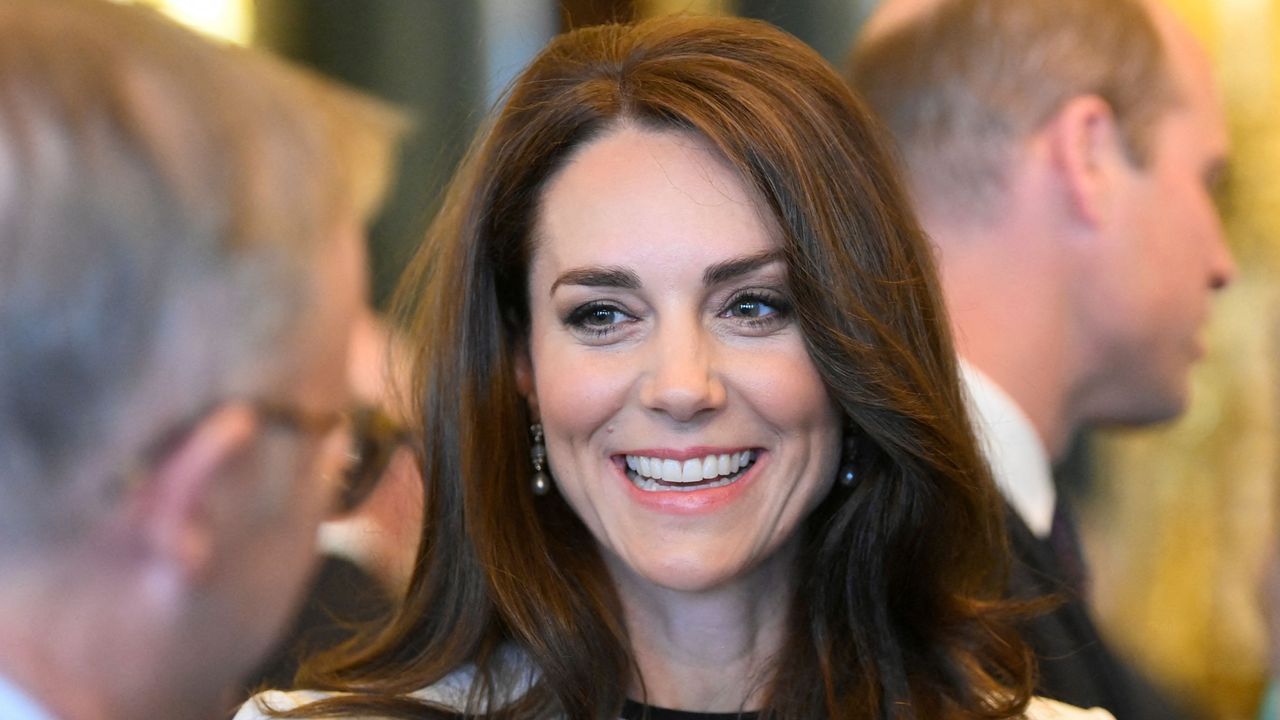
[622,450,757,489]
[680,459,699,483]
[662,459,680,482]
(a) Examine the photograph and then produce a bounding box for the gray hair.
[0,0,401,548]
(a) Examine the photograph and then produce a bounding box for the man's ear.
[130,403,259,586]
[513,340,539,418]
[1043,94,1128,228]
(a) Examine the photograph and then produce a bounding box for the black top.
[620,700,759,720]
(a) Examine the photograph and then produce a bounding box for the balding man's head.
[848,0,1235,439]
[848,0,1178,221]
[858,0,941,43]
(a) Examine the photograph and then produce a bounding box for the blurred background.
[120,1,1280,718]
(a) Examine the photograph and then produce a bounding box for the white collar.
[958,359,1056,538]
[0,674,57,720]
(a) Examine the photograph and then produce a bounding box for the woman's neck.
[607,542,796,713]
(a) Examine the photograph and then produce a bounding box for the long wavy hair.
[282,15,1032,720]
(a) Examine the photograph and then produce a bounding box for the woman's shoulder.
[1024,696,1116,720]
[233,683,1111,720]
[232,689,334,720]
[235,693,1114,720]
[232,671,477,720]
[232,681,471,720]
[232,648,536,719]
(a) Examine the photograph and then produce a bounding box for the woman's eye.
[584,307,624,325]
[578,302,627,325]
[720,292,790,324]
[726,298,775,319]
[565,302,635,338]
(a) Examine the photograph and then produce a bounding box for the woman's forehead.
[528,126,782,282]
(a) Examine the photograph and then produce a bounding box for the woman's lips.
[611,449,766,514]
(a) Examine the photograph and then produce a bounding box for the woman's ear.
[514,340,539,417]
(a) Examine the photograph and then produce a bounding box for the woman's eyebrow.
[702,249,783,286]
[550,266,640,295]
[548,250,782,296]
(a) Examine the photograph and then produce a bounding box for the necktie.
[1048,499,1090,599]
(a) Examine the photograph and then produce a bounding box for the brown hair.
[0,0,402,547]
[848,0,1178,216]
[285,15,1030,720]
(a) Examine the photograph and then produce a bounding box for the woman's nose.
[638,319,727,423]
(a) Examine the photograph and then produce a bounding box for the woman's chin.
[606,546,783,597]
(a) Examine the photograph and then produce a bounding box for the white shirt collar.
[958,359,1056,538]
[0,674,57,720]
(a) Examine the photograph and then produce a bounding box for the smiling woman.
[524,127,843,604]
[235,14,1112,720]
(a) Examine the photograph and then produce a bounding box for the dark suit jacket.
[1006,507,1200,720]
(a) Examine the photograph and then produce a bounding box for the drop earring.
[530,422,550,496]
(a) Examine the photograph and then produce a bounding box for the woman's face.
[522,126,843,595]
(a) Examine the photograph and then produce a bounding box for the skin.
[863,0,1234,457]
[1070,1,1235,431]
[321,309,423,596]
[521,126,842,711]
[219,211,369,671]
[0,215,366,720]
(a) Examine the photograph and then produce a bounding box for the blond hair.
[848,0,1178,215]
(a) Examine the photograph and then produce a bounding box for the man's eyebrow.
[702,250,784,286]
[550,266,641,295]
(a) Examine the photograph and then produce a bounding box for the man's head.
[0,0,400,715]
[849,0,1234,446]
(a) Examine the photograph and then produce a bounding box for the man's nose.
[1206,212,1237,292]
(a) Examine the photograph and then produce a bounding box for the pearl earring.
[530,422,550,496]
[840,463,857,486]
[839,434,857,487]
